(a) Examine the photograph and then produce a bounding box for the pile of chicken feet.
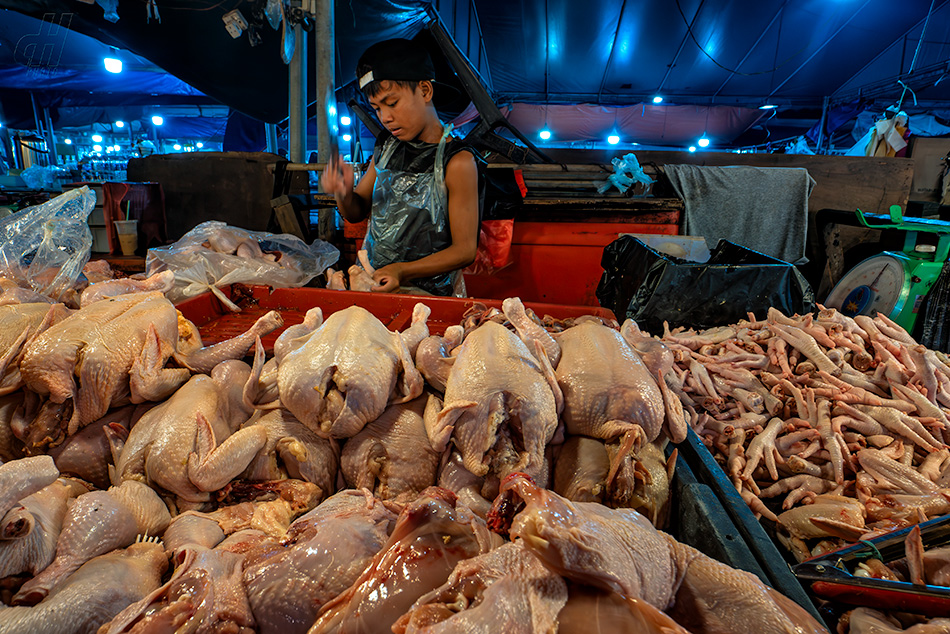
[0,264,829,633]
[660,306,950,567]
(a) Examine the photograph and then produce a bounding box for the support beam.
[315,0,336,163]
[288,23,308,163]
[42,107,58,166]
[265,123,279,154]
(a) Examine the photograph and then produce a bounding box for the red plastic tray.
[175,285,615,352]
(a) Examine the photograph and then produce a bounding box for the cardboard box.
[908,136,950,202]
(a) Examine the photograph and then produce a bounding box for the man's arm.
[321,156,376,223]
[372,151,479,292]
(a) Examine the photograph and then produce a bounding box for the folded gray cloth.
[664,165,815,264]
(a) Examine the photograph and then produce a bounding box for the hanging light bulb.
[115,120,125,128]
[607,134,620,145]
[103,57,123,73]
[688,146,697,152]
[653,96,663,104]
[539,129,551,141]
[698,137,710,148]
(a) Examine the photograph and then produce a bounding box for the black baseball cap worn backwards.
[357,38,437,90]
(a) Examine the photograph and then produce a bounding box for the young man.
[320,38,479,295]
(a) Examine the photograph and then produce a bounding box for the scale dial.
[825,254,910,318]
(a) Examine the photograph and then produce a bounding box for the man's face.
[368,80,432,141]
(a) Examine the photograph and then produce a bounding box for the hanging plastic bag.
[146,220,340,310]
[0,186,94,301]
[597,153,655,196]
[463,219,514,276]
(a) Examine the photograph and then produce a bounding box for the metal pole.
[316,0,335,163]
[42,107,58,166]
[265,123,279,154]
[288,23,308,163]
[29,92,45,166]
[816,96,829,154]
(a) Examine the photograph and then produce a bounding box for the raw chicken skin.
[557,584,691,634]
[309,487,496,634]
[0,303,67,396]
[101,544,256,634]
[433,321,561,481]
[341,393,442,500]
[0,540,167,634]
[241,489,398,634]
[276,305,423,438]
[243,408,340,499]
[79,270,174,307]
[0,481,69,578]
[394,541,568,634]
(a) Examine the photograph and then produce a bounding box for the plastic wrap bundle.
[0,186,94,301]
[146,220,339,310]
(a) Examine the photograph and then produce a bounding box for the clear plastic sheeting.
[146,221,339,310]
[0,186,94,301]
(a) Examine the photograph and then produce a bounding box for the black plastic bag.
[596,236,815,333]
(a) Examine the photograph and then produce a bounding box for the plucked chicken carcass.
[552,436,675,526]
[393,540,568,634]
[242,408,340,497]
[554,320,666,473]
[13,479,170,605]
[490,474,828,634]
[78,270,175,307]
[18,291,281,448]
[0,539,167,634]
[309,487,497,634]
[0,480,69,579]
[432,321,562,482]
[101,543,256,633]
[0,302,71,397]
[114,361,268,506]
[267,305,423,438]
[341,393,443,501]
[241,489,400,634]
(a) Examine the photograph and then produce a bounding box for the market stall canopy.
[2,0,950,144]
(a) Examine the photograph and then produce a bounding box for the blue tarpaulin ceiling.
[2,0,950,148]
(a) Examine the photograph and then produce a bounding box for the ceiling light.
[607,134,620,145]
[92,134,103,143]
[698,137,710,148]
[688,146,697,152]
[539,129,551,141]
[64,138,72,145]
[113,145,121,151]
[653,96,663,104]
[759,104,778,110]
[115,120,125,128]
[196,142,204,148]
[151,115,164,126]
[173,143,182,150]
[103,57,122,73]
[93,144,102,152]
[340,115,351,126]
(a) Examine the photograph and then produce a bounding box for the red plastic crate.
[464,220,678,306]
[175,285,615,353]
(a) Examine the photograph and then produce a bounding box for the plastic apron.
[364,127,460,296]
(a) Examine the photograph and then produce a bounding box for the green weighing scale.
[825,205,950,333]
